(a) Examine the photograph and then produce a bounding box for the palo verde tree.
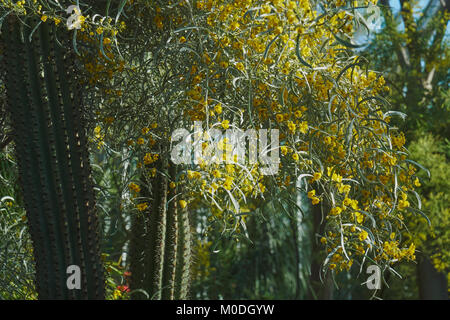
[91,0,427,298]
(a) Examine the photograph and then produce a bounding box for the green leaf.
[295,33,313,68]
[115,0,128,24]
[263,34,279,60]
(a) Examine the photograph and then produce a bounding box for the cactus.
[173,183,192,300]
[129,155,191,300]
[0,17,105,299]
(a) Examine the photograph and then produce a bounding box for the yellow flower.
[276,114,284,122]
[294,110,302,118]
[223,176,233,190]
[312,172,322,181]
[287,121,296,133]
[359,230,368,242]
[137,202,148,211]
[332,173,343,183]
[414,177,421,187]
[214,103,223,114]
[221,120,230,129]
[113,289,122,299]
[307,190,316,198]
[259,182,266,193]
[129,183,141,193]
[354,212,364,224]
[327,166,334,176]
[338,183,351,194]
[398,192,410,210]
[343,198,352,206]
[137,138,145,145]
[179,36,186,43]
[229,20,240,30]
[235,62,244,71]
[292,153,299,161]
[299,121,308,134]
[169,182,176,189]
[41,15,48,22]
[143,153,155,165]
[330,207,342,216]
[179,200,187,209]
[398,199,410,210]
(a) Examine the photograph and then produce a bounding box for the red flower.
[117,285,130,293]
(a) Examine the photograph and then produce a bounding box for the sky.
[389,0,450,37]
[352,0,449,46]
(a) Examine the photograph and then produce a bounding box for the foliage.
[370,0,449,137]
[361,0,449,297]
[191,190,313,299]
[0,150,36,299]
[407,135,449,275]
[0,0,440,300]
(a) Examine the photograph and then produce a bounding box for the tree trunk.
[417,255,448,300]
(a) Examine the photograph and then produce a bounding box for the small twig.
[0,135,13,150]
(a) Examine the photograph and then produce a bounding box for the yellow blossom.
[359,230,368,242]
[221,120,230,129]
[179,200,188,209]
[137,202,148,211]
[330,207,342,216]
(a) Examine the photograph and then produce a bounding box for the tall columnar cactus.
[129,156,192,300]
[0,17,105,299]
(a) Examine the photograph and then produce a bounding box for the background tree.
[361,0,449,299]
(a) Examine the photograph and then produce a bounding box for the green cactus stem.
[129,156,191,300]
[0,16,105,299]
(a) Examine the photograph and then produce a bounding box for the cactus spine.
[129,156,191,300]
[0,17,105,299]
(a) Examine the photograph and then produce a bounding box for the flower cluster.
[4,0,426,279]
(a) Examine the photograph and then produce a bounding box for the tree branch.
[379,0,410,70]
